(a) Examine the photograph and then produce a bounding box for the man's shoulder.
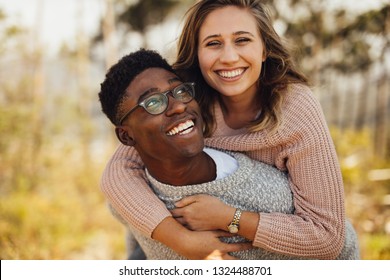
[226,151,284,173]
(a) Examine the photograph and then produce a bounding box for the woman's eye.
[205,40,221,47]
[236,37,251,44]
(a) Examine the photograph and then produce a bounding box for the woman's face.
[197,6,265,100]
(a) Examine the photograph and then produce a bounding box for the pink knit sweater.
[100,83,346,259]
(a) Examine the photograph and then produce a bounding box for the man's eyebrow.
[138,77,181,100]
[201,31,255,43]
[168,77,181,84]
[139,88,158,100]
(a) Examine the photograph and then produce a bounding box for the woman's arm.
[204,85,346,259]
[171,194,259,241]
[102,145,254,259]
[100,144,171,237]
[108,194,253,259]
[152,216,253,260]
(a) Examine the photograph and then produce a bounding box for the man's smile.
[167,119,195,136]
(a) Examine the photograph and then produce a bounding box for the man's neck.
[145,152,216,186]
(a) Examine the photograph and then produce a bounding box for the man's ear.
[115,127,136,146]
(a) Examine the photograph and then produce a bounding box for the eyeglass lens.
[142,83,194,115]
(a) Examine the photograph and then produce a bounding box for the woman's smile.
[198,6,266,99]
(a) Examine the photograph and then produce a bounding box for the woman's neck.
[219,95,261,129]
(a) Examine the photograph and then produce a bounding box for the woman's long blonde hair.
[173,0,308,136]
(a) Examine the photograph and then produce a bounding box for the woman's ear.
[115,127,135,146]
[262,51,267,62]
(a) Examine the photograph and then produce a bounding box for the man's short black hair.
[99,48,174,125]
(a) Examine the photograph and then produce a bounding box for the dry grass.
[0,127,389,259]
[0,139,127,260]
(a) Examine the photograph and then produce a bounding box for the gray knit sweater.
[113,151,359,259]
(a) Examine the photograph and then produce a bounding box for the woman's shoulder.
[283,83,317,106]
[274,83,330,142]
[281,83,325,122]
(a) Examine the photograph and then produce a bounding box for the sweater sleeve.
[205,85,345,259]
[100,144,171,237]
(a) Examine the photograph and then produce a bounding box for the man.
[99,49,253,260]
[98,49,359,260]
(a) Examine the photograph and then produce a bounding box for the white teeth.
[167,120,194,136]
[218,68,244,78]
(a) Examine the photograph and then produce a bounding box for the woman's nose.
[219,44,239,63]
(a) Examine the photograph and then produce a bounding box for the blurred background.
[0,0,389,260]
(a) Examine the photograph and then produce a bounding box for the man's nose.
[165,95,187,115]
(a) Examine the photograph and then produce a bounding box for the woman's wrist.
[237,211,260,241]
[221,206,237,232]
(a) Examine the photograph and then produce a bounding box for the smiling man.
[98,49,254,260]
[98,49,359,260]
[115,72,213,187]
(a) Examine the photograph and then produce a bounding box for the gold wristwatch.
[227,208,242,234]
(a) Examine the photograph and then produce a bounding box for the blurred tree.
[0,4,45,192]
[117,0,179,35]
[30,0,45,189]
[75,1,95,168]
[94,0,182,51]
[0,5,125,260]
[274,1,389,74]
[102,0,119,69]
[272,0,389,157]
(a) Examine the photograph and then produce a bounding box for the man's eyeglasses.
[119,82,195,125]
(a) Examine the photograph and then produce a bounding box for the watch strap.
[227,208,242,233]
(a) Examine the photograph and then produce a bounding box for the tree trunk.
[102,0,119,70]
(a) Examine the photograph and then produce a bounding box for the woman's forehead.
[199,6,258,38]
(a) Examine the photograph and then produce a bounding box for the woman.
[101,0,354,259]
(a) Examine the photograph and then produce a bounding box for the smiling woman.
[197,6,266,116]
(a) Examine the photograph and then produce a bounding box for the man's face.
[118,68,204,166]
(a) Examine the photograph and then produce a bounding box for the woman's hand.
[152,216,252,260]
[182,230,252,260]
[171,194,235,231]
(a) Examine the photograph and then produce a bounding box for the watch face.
[228,225,238,234]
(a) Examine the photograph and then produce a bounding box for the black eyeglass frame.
[118,82,196,125]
